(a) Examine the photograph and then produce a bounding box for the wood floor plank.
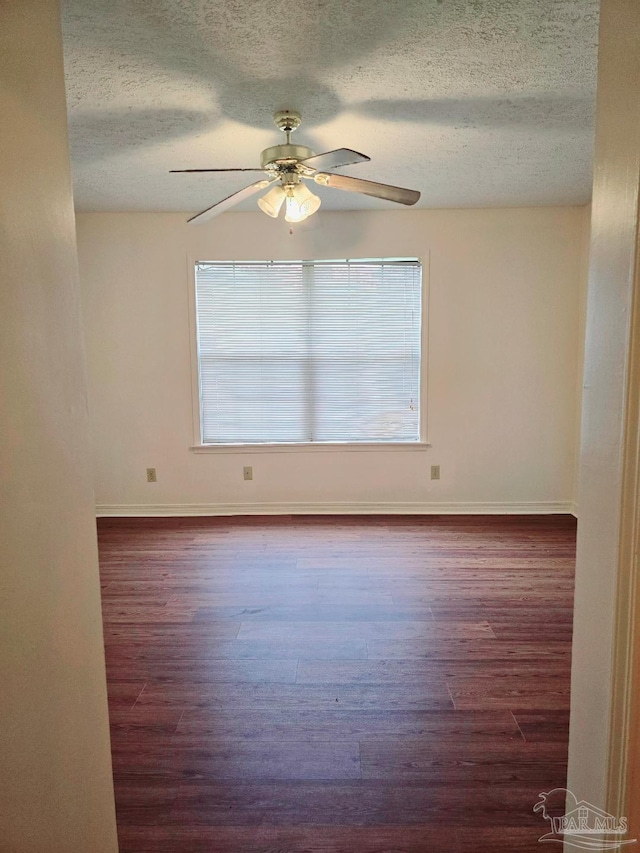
[109,709,182,737]
[457,826,548,852]
[106,658,299,684]
[104,622,241,641]
[135,681,454,712]
[236,621,493,641]
[113,738,362,781]
[512,710,571,743]
[176,709,521,741]
[107,681,146,710]
[360,739,567,783]
[296,659,571,684]
[113,779,180,827]
[366,638,570,661]
[117,825,461,853]
[448,675,571,711]
[135,638,369,661]
[161,780,544,827]
[193,604,441,622]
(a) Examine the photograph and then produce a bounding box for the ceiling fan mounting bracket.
[273,110,302,134]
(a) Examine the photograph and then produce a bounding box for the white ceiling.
[62,0,599,213]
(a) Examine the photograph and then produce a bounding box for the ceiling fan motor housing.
[260,143,315,170]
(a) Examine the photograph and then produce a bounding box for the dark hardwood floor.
[99,514,575,853]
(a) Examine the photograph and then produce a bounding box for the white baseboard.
[96,500,574,517]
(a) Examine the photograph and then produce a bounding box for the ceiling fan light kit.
[256,183,286,218]
[173,110,420,225]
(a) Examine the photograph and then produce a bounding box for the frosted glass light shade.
[257,184,286,217]
[284,183,321,223]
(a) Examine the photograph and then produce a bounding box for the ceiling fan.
[171,110,421,224]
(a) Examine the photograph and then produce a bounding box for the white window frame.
[187,254,431,453]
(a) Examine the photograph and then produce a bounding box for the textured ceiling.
[62,0,599,213]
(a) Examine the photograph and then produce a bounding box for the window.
[194,259,423,446]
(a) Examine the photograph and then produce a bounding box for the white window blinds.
[194,259,422,445]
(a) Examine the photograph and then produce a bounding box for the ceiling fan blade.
[314,172,420,206]
[171,168,265,173]
[299,148,370,171]
[188,178,275,224]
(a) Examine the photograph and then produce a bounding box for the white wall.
[567,0,640,816]
[0,1,118,850]
[77,206,585,515]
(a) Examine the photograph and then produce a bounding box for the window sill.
[190,442,431,455]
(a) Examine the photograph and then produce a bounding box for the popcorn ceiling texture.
[62,0,599,212]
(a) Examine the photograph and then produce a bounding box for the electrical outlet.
[146,468,157,483]
[430,465,440,481]
[243,466,253,481]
